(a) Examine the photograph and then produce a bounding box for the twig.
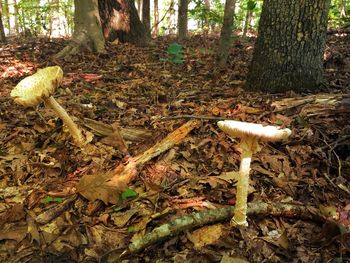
[35,194,78,224]
[103,201,327,261]
[163,115,233,121]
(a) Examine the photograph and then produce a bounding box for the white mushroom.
[217,120,291,226]
[11,66,84,146]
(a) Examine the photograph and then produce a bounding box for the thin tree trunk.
[177,0,188,41]
[246,0,331,93]
[12,0,18,34]
[142,0,150,31]
[168,0,175,34]
[242,10,251,37]
[339,0,347,18]
[137,0,142,18]
[153,0,159,35]
[216,0,236,68]
[3,0,10,35]
[0,2,6,42]
[204,0,210,33]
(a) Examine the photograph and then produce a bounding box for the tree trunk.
[12,0,18,34]
[3,0,10,35]
[216,0,236,68]
[246,0,331,93]
[153,0,159,35]
[0,3,6,42]
[203,0,210,33]
[168,0,175,34]
[242,9,251,37]
[177,0,188,41]
[137,0,142,18]
[55,0,150,59]
[142,0,150,31]
[339,0,347,18]
[55,0,106,59]
[98,0,150,46]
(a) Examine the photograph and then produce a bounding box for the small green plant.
[161,43,184,64]
[121,188,138,200]
[41,196,64,204]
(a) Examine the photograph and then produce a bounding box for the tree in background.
[242,0,255,37]
[0,2,6,42]
[3,0,10,34]
[99,0,150,45]
[177,0,187,41]
[142,0,150,31]
[55,0,105,58]
[153,0,159,35]
[55,0,150,59]
[216,0,236,68]
[246,0,331,93]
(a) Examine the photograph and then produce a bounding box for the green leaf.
[127,226,136,232]
[168,43,183,55]
[247,0,257,11]
[121,188,138,200]
[41,196,64,204]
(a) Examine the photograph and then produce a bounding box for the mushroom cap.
[11,66,63,107]
[217,120,291,141]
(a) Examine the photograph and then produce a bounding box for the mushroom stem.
[44,96,84,146]
[232,138,259,226]
[232,150,251,226]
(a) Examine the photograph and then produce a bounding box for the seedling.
[160,43,184,64]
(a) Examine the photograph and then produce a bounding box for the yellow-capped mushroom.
[11,66,84,146]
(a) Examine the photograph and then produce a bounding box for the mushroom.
[11,66,84,146]
[217,120,291,226]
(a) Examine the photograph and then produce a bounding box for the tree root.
[103,201,328,262]
[54,30,107,60]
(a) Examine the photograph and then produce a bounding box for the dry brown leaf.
[187,224,226,249]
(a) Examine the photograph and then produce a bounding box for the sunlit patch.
[0,60,36,79]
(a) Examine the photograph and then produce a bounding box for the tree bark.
[216,0,236,68]
[0,2,6,42]
[339,0,347,18]
[12,0,18,34]
[98,0,150,46]
[177,0,188,41]
[246,0,331,93]
[55,0,106,59]
[242,9,252,37]
[203,0,210,33]
[142,0,150,31]
[137,0,142,18]
[153,0,159,35]
[3,0,10,35]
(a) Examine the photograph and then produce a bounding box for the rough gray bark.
[216,0,236,68]
[55,0,106,59]
[246,0,331,93]
[142,0,150,31]
[177,0,188,41]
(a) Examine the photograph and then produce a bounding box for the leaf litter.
[0,33,349,262]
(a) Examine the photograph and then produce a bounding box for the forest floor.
[0,32,349,263]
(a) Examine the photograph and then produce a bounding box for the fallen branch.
[77,120,200,204]
[102,201,327,261]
